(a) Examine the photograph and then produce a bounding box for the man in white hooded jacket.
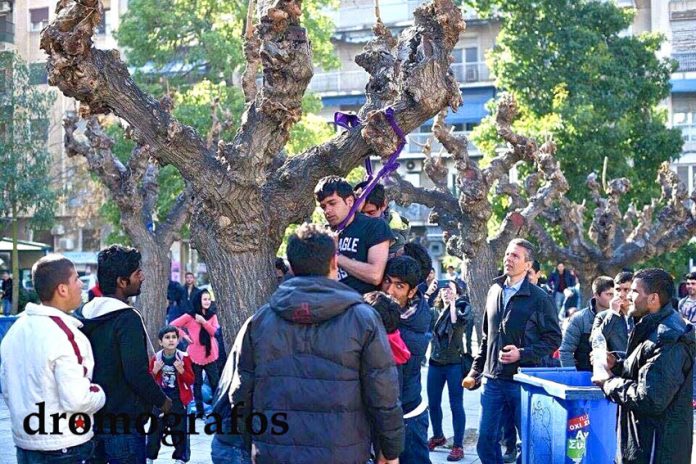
[0,254,105,462]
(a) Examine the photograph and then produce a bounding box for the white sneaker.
[174,460,186,464]
[146,460,154,464]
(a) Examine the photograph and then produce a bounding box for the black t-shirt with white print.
[337,213,393,294]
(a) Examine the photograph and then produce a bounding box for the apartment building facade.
[0,0,126,275]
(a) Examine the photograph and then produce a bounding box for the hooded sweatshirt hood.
[269,276,364,324]
[80,296,133,320]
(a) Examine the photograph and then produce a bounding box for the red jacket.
[148,350,195,405]
[388,330,411,365]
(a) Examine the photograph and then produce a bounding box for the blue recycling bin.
[514,367,617,464]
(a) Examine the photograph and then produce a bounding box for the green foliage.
[0,52,57,229]
[470,0,681,207]
[467,0,686,270]
[117,0,339,88]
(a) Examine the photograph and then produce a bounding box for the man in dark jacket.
[179,272,199,315]
[597,268,695,464]
[382,255,433,464]
[463,238,561,464]
[230,224,403,464]
[560,276,614,371]
[77,245,171,463]
[548,262,576,314]
[1,270,12,316]
[592,271,634,357]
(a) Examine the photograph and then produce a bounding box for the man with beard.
[77,245,172,463]
[597,268,695,464]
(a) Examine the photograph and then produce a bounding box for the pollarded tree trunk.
[136,237,172,346]
[190,218,279,345]
[461,242,499,344]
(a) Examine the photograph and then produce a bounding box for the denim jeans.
[500,402,517,452]
[400,409,431,464]
[477,378,521,464]
[17,439,95,463]
[93,432,147,464]
[210,436,252,464]
[427,362,465,447]
[2,298,11,316]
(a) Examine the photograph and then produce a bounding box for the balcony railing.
[407,131,478,155]
[308,69,369,94]
[451,62,491,83]
[673,52,696,72]
[0,20,13,44]
[329,0,424,30]
[308,62,491,95]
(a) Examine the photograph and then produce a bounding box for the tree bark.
[461,242,499,344]
[191,219,278,346]
[136,238,171,347]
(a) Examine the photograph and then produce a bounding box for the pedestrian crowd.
[0,174,694,464]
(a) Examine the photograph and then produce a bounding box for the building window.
[96,8,111,35]
[29,62,47,85]
[29,7,49,32]
[81,229,101,251]
[673,111,696,144]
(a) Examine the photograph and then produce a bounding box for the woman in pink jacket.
[171,289,220,417]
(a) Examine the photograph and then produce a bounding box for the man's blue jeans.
[17,439,95,463]
[210,436,252,464]
[427,362,465,447]
[2,298,11,316]
[477,378,521,464]
[400,409,431,464]
[93,432,147,464]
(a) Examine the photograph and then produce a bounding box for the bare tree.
[388,94,568,337]
[64,114,193,339]
[42,0,465,344]
[529,163,696,298]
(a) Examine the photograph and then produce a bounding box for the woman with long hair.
[426,280,472,462]
[171,289,220,417]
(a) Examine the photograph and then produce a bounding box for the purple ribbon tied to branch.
[333,107,406,232]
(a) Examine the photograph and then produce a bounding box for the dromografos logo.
[23,401,289,445]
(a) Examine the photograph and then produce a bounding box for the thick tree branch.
[268,0,465,234]
[41,0,222,189]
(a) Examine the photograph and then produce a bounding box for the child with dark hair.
[364,291,411,365]
[147,326,195,464]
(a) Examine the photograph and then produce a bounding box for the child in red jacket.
[147,325,195,464]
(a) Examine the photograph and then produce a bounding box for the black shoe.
[502,449,517,463]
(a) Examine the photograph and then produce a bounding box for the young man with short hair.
[315,176,393,294]
[1,255,106,462]
[560,275,615,371]
[463,238,561,464]
[382,255,433,463]
[231,224,404,464]
[597,268,695,464]
[592,271,634,356]
[678,271,696,324]
[78,245,172,463]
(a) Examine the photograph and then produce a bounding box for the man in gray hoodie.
[230,223,404,464]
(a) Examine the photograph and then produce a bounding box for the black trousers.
[146,397,190,461]
[193,361,220,413]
